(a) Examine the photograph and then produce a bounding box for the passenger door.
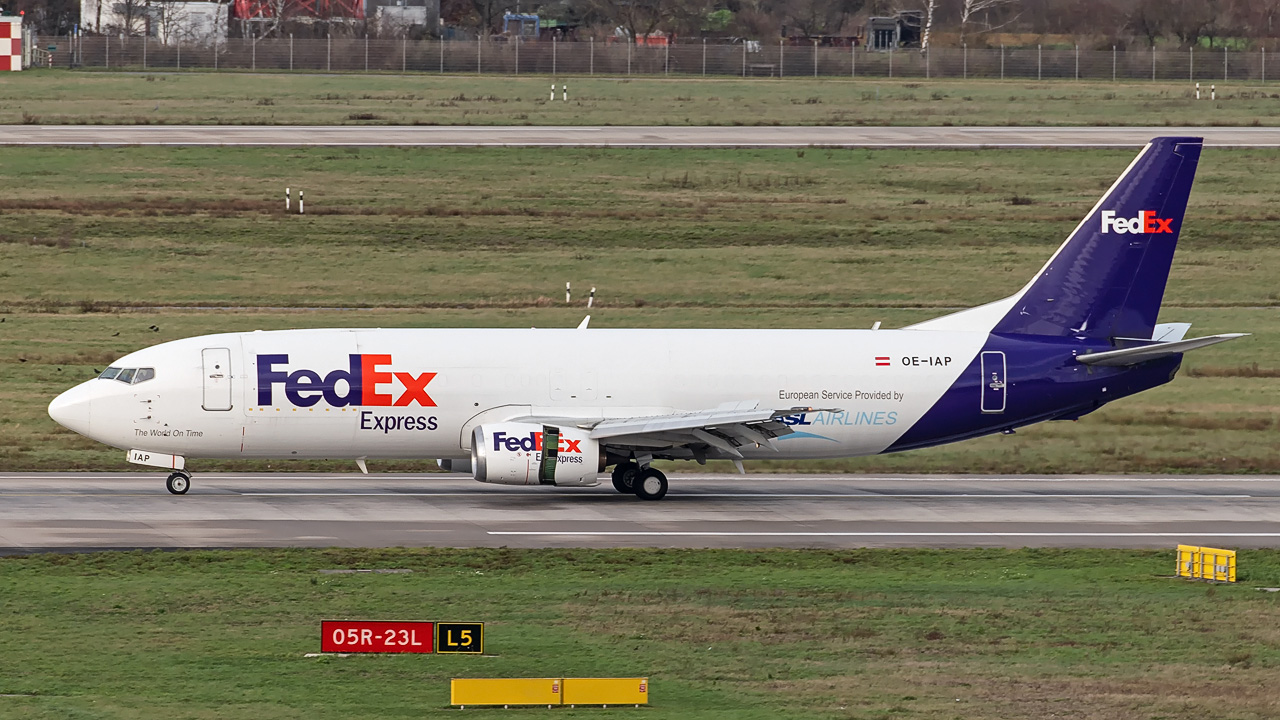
[202,347,233,411]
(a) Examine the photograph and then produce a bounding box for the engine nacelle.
[471,422,603,487]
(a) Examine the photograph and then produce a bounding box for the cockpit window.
[99,366,156,385]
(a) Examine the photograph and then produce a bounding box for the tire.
[611,462,639,494]
[166,472,190,495]
[633,468,668,501]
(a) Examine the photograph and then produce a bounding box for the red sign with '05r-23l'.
[321,621,434,653]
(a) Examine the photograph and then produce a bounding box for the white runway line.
[489,531,1280,538]
[234,492,1253,498]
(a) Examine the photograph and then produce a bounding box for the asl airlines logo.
[257,354,436,407]
[492,430,583,454]
[1100,210,1174,235]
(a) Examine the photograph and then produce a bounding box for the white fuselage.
[51,327,986,462]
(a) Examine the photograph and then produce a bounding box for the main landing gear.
[611,461,639,494]
[612,461,668,501]
[166,471,191,495]
[633,468,668,501]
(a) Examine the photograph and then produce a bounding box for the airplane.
[49,136,1245,500]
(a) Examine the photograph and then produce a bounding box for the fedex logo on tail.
[257,354,436,407]
[1100,210,1174,235]
[492,431,583,454]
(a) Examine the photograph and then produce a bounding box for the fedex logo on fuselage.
[1100,210,1174,235]
[492,431,582,454]
[257,354,436,407]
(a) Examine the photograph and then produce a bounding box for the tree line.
[6,0,1277,49]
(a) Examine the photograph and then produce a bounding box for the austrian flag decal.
[875,356,891,367]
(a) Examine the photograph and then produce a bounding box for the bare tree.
[1166,0,1218,48]
[767,0,864,37]
[1229,0,1280,40]
[109,0,157,36]
[920,0,935,50]
[157,1,191,44]
[587,0,672,44]
[959,0,1019,44]
[1125,0,1163,47]
[469,0,505,37]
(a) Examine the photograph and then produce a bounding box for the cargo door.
[980,351,1006,414]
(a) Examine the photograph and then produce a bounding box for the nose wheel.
[166,471,191,495]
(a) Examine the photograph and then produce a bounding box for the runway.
[3,472,1279,552]
[3,126,1280,147]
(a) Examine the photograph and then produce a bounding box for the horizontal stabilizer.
[1076,334,1248,367]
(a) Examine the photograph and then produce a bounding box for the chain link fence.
[45,36,1280,82]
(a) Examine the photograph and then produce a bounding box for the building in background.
[367,0,436,37]
[80,0,228,43]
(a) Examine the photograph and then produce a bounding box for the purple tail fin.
[994,137,1202,340]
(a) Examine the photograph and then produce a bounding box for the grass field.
[1,548,1279,719]
[5,72,1280,126]
[0,145,1275,473]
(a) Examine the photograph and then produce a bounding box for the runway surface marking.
[0,491,1255,499]
[232,492,1256,498]
[489,531,1280,538]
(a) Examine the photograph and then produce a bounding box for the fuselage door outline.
[980,350,1007,414]
[202,347,233,412]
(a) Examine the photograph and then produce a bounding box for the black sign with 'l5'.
[436,622,484,654]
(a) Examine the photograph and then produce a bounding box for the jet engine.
[471,422,603,487]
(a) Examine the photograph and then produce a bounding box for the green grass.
[1,145,1278,309]
[2,548,1280,719]
[0,145,1275,473]
[6,72,1280,126]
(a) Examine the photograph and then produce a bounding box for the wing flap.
[512,402,837,460]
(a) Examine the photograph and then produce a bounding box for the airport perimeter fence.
[46,36,1280,83]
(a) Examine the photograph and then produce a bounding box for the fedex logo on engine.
[492,431,582,454]
[257,354,436,407]
[1100,210,1174,235]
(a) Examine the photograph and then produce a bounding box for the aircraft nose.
[48,382,94,437]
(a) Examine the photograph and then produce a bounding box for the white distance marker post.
[587,287,595,308]
[550,84,555,101]
[1211,84,1216,101]
[286,187,291,211]
[562,84,568,101]
[299,190,305,215]
[1196,82,1200,100]
[565,282,571,304]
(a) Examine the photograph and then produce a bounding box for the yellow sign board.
[563,677,649,706]
[1177,544,1236,582]
[450,678,562,707]
[450,678,651,707]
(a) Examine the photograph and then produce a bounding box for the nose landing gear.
[166,471,191,495]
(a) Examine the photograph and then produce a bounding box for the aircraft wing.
[516,402,836,461]
[1077,333,1249,367]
